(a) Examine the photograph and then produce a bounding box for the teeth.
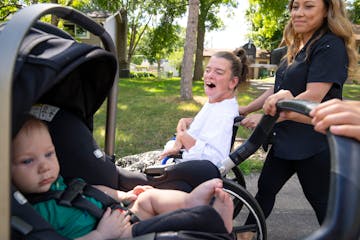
[206,83,216,88]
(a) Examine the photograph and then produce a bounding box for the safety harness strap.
[25,178,127,220]
[25,178,142,223]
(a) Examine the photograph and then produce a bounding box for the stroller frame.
[0,3,121,238]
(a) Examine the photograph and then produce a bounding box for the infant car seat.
[1,4,230,240]
[37,105,221,192]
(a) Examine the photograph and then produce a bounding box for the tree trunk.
[50,0,59,26]
[180,0,199,100]
[193,19,205,81]
[118,8,129,74]
[157,59,161,80]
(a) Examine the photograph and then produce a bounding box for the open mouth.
[206,82,216,88]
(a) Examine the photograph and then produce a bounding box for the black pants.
[132,205,229,237]
[247,147,330,225]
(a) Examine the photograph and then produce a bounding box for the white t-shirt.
[179,97,239,167]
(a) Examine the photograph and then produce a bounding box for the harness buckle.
[59,179,86,207]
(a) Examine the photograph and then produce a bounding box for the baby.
[11,116,234,239]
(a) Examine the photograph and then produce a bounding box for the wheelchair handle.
[233,115,245,127]
[223,99,317,169]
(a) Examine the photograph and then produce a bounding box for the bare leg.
[130,178,223,220]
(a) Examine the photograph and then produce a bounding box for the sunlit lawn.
[94,77,265,158]
[93,77,360,173]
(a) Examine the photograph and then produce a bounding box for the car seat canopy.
[11,21,117,138]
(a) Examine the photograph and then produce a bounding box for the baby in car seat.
[11,116,234,239]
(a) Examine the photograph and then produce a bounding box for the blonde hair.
[12,116,49,162]
[16,116,48,138]
[283,0,358,73]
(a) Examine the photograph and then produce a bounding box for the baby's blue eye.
[45,151,54,158]
[22,158,33,165]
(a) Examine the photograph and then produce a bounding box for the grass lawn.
[93,77,360,173]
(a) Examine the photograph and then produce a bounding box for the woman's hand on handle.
[263,90,294,117]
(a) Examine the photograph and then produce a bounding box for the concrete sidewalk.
[244,173,319,240]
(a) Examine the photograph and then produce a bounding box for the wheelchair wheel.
[225,166,246,188]
[223,178,267,240]
[222,167,246,217]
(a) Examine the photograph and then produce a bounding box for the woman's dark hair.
[212,48,249,88]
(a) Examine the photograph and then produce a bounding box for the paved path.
[249,79,274,91]
[244,173,319,240]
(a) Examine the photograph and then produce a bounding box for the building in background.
[63,11,110,47]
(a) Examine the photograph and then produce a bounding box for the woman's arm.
[239,87,274,116]
[174,117,196,150]
[239,87,274,128]
[176,118,193,132]
[263,82,332,124]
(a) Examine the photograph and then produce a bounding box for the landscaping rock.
[116,150,163,172]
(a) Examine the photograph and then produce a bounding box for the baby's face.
[11,124,60,194]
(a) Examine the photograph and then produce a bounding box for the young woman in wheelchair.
[160,48,249,167]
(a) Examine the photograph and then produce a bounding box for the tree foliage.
[0,0,89,23]
[246,0,289,51]
[348,0,360,24]
[0,0,22,22]
[246,0,360,51]
[137,21,183,78]
[92,0,187,69]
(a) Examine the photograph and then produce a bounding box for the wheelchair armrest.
[162,150,184,164]
[169,151,183,159]
[144,165,169,176]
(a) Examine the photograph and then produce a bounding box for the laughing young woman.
[159,48,249,167]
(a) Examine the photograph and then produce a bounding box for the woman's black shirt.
[272,31,348,159]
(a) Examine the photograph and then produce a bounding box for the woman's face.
[291,0,328,42]
[203,56,238,103]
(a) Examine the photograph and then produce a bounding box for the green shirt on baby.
[33,176,103,239]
